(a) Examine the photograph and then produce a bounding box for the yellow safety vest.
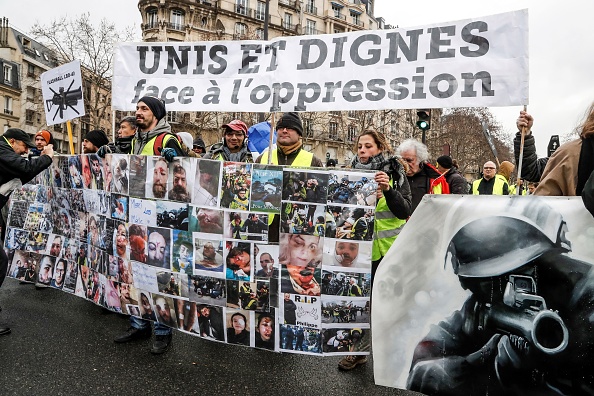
[258,149,315,225]
[131,134,177,156]
[472,175,507,195]
[372,180,406,261]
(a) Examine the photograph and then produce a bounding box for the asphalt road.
[0,278,421,396]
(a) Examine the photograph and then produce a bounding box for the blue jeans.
[130,316,172,336]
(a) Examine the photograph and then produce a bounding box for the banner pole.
[66,120,75,154]
[516,105,528,195]
[112,110,116,142]
[267,112,275,165]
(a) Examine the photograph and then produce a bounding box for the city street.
[0,278,419,395]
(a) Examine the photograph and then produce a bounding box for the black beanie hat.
[138,96,166,121]
[85,129,109,148]
[276,112,303,136]
[436,155,453,169]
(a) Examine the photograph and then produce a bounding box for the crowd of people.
[1,91,593,384]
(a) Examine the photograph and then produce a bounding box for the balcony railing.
[279,0,299,9]
[3,109,13,115]
[352,18,364,27]
[282,21,294,30]
[144,21,159,29]
[168,22,185,31]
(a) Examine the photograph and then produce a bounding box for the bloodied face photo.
[111,154,129,195]
[128,155,147,198]
[193,158,221,207]
[146,157,169,199]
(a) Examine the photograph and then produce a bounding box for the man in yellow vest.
[113,96,183,354]
[472,161,509,195]
[255,112,323,242]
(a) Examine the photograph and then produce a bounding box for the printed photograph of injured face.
[225,242,251,281]
[146,227,171,268]
[188,206,224,235]
[167,160,192,203]
[80,154,93,189]
[226,311,251,346]
[68,156,84,189]
[279,233,322,268]
[255,311,275,350]
[324,240,372,269]
[111,155,129,195]
[128,224,147,263]
[194,238,224,273]
[153,295,178,328]
[193,158,221,207]
[334,208,373,241]
[146,157,169,199]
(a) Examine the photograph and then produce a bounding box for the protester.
[83,129,109,154]
[339,130,412,371]
[113,96,185,354]
[115,116,136,153]
[203,120,252,162]
[436,155,468,194]
[176,132,199,158]
[256,112,324,242]
[396,139,448,213]
[29,129,55,159]
[0,128,54,336]
[514,107,594,217]
[193,137,206,155]
[471,161,509,195]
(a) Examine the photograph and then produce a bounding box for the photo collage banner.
[4,154,376,356]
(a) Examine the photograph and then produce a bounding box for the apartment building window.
[81,122,89,135]
[255,28,264,39]
[329,110,340,117]
[170,9,185,30]
[236,0,248,16]
[305,0,317,14]
[25,109,35,124]
[255,1,266,20]
[347,110,358,119]
[283,13,292,30]
[147,8,158,28]
[329,122,338,140]
[332,4,342,18]
[347,125,357,142]
[27,63,35,78]
[4,96,12,115]
[167,111,179,124]
[305,19,316,35]
[235,22,247,38]
[351,11,361,26]
[3,65,12,84]
[303,118,312,137]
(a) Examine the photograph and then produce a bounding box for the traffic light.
[416,109,431,131]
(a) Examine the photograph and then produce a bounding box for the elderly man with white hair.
[471,161,509,195]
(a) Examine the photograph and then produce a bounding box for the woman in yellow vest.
[338,129,412,371]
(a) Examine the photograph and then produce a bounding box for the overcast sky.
[4,0,593,157]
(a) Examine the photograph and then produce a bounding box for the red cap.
[222,120,248,133]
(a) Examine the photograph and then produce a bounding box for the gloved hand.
[494,334,533,388]
[97,144,112,158]
[161,147,177,162]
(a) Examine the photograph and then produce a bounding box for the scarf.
[278,140,302,155]
[222,145,249,162]
[577,137,594,195]
[350,153,406,188]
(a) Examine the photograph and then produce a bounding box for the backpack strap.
[153,133,181,156]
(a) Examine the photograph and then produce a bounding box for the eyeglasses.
[225,132,244,137]
[483,167,496,170]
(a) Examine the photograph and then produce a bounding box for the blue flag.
[248,121,276,154]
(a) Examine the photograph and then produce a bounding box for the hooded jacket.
[131,118,183,156]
